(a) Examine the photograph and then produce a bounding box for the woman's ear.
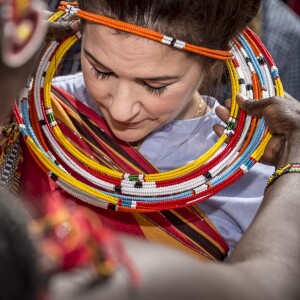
[1,0,48,68]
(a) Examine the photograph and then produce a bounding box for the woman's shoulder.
[52,72,85,90]
[52,72,99,111]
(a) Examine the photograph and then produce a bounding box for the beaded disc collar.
[14,3,284,212]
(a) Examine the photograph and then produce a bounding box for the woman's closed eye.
[91,66,113,79]
[142,82,168,95]
[91,66,168,96]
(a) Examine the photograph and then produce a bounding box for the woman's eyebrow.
[140,75,181,81]
[84,49,111,69]
[83,48,181,81]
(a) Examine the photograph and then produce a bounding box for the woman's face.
[81,23,203,143]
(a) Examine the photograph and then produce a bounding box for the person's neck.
[130,139,144,150]
[129,92,210,150]
[176,91,209,120]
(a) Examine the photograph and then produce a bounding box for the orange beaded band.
[58,1,233,61]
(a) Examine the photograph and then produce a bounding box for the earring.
[15,19,34,45]
[1,1,47,68]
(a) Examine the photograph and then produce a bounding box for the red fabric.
[19,86,229,261]
[52,85,158,174]
[290,0,300,16]
[20,140,146,237]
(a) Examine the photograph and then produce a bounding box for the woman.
[3,0,273,262]
[1,1,300,299]
[45,0,272,257]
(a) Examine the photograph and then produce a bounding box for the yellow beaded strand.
[43,12,236,182]
[24,136,119,204]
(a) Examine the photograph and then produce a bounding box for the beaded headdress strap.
[58,1,233,61]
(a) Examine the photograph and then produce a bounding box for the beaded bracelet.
[264,163,300,193]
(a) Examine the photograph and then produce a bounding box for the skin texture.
[81,23,206,143]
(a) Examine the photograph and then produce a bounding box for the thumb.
[236,93,268,118]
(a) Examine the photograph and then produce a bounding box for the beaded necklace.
[13,4,284,212]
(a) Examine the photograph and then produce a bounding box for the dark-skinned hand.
[213,93,300,167]
[44,11,80,42]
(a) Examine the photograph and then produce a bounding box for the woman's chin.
[111,129,145,144]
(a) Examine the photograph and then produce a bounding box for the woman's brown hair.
[77,0,261,95]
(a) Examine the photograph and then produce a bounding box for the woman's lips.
[113,120,142,128]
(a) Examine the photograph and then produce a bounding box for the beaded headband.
[14,6,284,212]
[58,1,232,61]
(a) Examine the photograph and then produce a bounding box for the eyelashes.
[91,66,112,79]
[142,82,167,95]
[90,66,168,96]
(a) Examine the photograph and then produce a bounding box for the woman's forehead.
[82,23,192,67]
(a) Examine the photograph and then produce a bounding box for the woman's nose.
[108,79,140,122]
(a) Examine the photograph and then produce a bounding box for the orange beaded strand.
[58,1,233,61]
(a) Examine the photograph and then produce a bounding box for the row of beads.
[264,163,300,193]
[13,11,284,211]
[59,2,232,61]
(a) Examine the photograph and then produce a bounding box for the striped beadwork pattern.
[42,87,230,261]
[0,120,22,194]
[13,9,284,213]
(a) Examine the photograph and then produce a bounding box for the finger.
[70,19,81,31]
[259,136,284,166]
[213,124,233,144]
[236,93,270,117]
[215,105,230,125]
[213,124,225,138]
[224,98,232,110]
[46,22,78,42]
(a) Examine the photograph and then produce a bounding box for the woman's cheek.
[83,76,109,103]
